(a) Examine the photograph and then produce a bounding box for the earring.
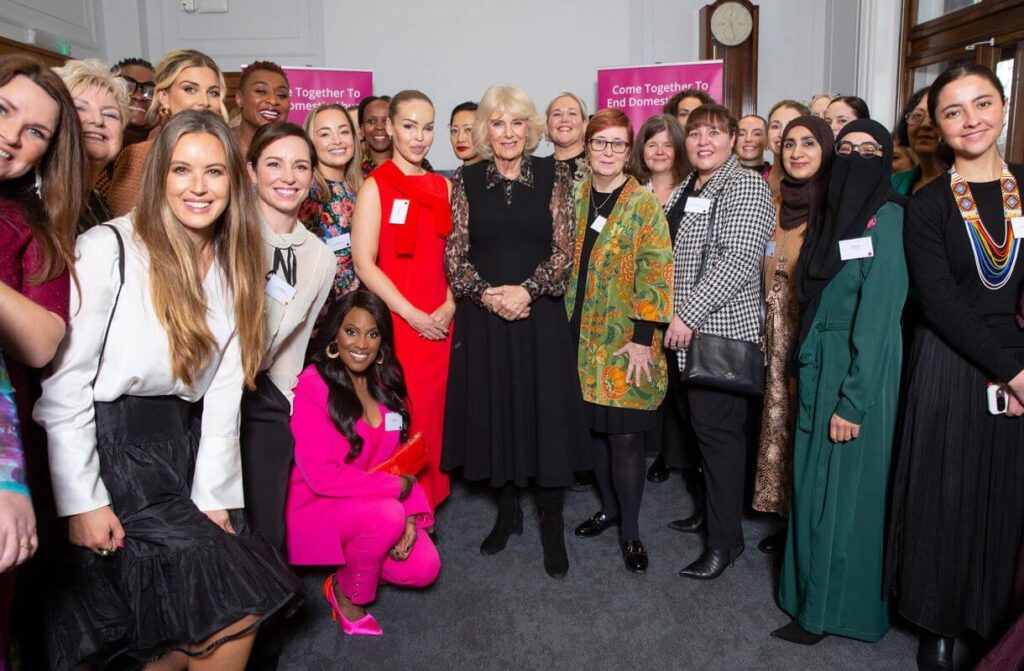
[159,106,170,119]
[33,165,42,198]
[325,341,340,359]
[375,351,385,365]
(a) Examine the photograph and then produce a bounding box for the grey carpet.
[276,471,957,670]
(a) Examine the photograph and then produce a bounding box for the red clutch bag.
[369,431,428,476]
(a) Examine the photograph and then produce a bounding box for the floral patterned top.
[445,156,575,307]
[299,178,360,296]
[0,348,27,497]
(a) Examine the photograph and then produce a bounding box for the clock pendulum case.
[700,0,759,117]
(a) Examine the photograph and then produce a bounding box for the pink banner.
[597,61,724,134]
[282,67,373,125]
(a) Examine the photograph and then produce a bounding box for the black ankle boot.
[916,634,954,670]
[678,546,743,580]
[646,453,669,483]
[670,468,706,532]
[757,523,787,554]
[480,485,522,556]
[538,487,568,579]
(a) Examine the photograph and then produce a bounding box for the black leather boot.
[757,522,787,554]
[669,470,706,533]
[678,546,743,580]
[480,484,522,556]
[538,487,568,579]
[916,634,954,670]
[646,453,669,483]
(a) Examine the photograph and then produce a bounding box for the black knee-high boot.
[537,487,568,579]
[480,483,522,555]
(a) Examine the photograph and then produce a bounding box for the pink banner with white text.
[597,61,724,133]
[282,67,373,125]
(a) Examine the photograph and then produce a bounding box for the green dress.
[778,201,907,642]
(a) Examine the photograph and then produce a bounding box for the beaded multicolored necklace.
[949,161,1022,290]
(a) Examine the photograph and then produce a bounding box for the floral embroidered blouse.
[0,349,27,497]
[299,178,360,296]
[445,157,576,307]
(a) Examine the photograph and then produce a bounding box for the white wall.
[0,0,106,59]
[89,0,901,171]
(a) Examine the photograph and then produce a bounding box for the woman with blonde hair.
[300,103,364,299]
[442,84,589,579]
[53,58,129,232]
[105,49,227,216]
[35,110,298,670]
[545,91,589,181]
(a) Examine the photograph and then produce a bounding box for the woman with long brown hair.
[105,49,227,216]
[34,110,297,670]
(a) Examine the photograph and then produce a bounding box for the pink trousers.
[332,497,440,605]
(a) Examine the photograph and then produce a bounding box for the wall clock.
[700,0,759,117]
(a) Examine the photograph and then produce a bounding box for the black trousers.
[681,385,749,551]
[240,372,294,552]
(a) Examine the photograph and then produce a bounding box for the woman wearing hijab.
[774,119,908,645]
[751,117,833,555]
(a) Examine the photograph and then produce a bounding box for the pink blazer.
[284,365,433,565]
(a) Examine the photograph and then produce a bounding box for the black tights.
[591,431,646,540]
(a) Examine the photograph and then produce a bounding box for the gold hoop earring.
[325,341,340,359]
[375,351,385,365]
[159,106,170,119]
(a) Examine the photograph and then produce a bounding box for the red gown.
[373,161,452,508]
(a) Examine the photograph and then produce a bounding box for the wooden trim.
[0,35,69,67]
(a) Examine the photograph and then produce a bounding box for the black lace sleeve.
[521,160,575,300]
[444,167,490,306]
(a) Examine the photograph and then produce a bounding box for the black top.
[552,150,588,182]
[905,162,1024,382]
[569,181,656,346]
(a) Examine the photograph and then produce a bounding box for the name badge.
[839,236,875,261]
[684,197,712,214]
[764,241,777,258]
[265,273,296,305]
[389,198,410,225]
[327,233,351,252]
[384,411,404,432]
[590,215,607,233]
[1011,216,1024,238]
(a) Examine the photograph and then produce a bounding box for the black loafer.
[678,546,743,580]
[574,511,619,538]
[668,510,705,534]
[916,635,954,670]
[646,455,669,483]
[621,539,648,573]
[757,525,787,554]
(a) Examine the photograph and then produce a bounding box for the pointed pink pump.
[322,575,383,637]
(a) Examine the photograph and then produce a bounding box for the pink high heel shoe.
[322,575,383,637]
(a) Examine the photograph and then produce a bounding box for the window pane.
[996,51,1014,156]
[916,0,981,24]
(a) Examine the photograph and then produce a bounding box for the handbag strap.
[90,224,126,389]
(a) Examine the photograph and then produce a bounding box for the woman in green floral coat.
[566,109,674,573]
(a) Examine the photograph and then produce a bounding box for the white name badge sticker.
[265,273,296,305]
[764,241,777,258]
[327,233,351,252]
[839,236,875,261]
[590,215,608,233]
[389,198,410,225]
[384,411,404,432]
[1011,216,1024,238]
[684,197,712,214]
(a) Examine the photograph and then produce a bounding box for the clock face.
[710,1,754,47]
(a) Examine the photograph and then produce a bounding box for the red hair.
[584,108,633,146]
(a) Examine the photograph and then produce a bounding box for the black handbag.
[681,198,766,396]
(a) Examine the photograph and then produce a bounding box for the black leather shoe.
[770,620,828,645]
[668,509,705,534]
[757,525,787,554]
[621,539,648,573]
[916,635,954,670]
[574,511,619,538]
[678,546,743,580]
[480,505,523,555]
[646,455,669,483]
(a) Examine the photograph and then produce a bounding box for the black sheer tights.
[591,432,646,540]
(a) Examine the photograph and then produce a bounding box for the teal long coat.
[778,201,908,641]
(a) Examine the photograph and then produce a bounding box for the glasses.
[119,75,156,99]
[904,109,929,126]
[587,138,630,154]
[835,141,884,158]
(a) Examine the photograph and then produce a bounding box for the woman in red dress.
[352,90,454,509]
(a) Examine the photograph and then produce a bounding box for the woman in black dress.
[442,84,588,580]
[886,63,1024,670]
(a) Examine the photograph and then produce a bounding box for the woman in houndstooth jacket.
[663,104,775,580]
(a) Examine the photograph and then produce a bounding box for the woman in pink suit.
[285,290,440,637]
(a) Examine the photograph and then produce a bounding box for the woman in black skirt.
[442,84,589,580]
[886,63,1024,670]
[34,110,298,670]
